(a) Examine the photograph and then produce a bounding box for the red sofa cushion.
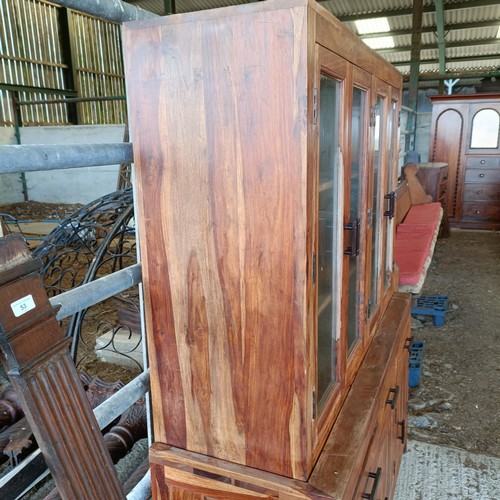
[403,202,442,227]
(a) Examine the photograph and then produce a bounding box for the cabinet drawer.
[464,169,500,184]
[463,184,500,202]
[461,202,500,222]
[466,156,500,169]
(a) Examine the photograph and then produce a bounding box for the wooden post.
[0,234,125,499]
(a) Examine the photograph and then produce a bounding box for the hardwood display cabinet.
[429,94,500,230]
[123,0,409,497]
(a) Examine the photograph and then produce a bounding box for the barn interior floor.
[394,227,500,499]
[395,440,500,499]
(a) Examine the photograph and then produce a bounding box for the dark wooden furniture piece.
[124,0,408,497]
[429,94,500,230]
[0,234,125,500]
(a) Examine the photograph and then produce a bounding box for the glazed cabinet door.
[343,66,371,384]
[366,80,400,331]
[315,46,347,416]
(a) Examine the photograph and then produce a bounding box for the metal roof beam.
[49,0,157,23]
[377,38,500,55]
[405,70,500,81]
[360,20,500,39]
[392,53,500,66]
[377,37,500,54]
[331,0,500,22]
[434,0,447,75]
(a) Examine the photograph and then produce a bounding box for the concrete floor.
[394,440,500,499]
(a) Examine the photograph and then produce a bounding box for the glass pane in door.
[347,87,366,352]
[384,99,398,288]
[317,74,341,408]
[369,96,385,313]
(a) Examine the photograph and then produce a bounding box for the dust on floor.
[407,228,500,458]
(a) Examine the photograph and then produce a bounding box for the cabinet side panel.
[124,6,309,478]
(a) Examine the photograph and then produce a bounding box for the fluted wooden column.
[0,234,125,499]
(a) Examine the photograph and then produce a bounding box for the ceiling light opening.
[355,17,391,35]
[363,36,395,49]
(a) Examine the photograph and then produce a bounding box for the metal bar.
[49,0,158,23]
[0,449,49,499]
[393,53,500,66]
[0,369,151,498]
[434,0,446,76]
[50,263,142,320]
[0,82,76,95]
[331,0,500,21]
[360,20,500,39]
[126,470,151,500]
[94,369,150,430]
[17,95,126,106]
[375,37,500,55]
[0,143,133,173]
[408,0,424,153]
[407,70,500,81]
[58,7,79,123]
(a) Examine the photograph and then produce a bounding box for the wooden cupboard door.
[429,102,469,221]
[315,46,348,417]
[383,92,400,294]
[366,79,390,327]
[343,65,371,383]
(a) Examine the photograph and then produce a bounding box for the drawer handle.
[361,467,382,500]
[403,336,414,351]
[477,190,483,195]
[386,385,400,410]
[397,419,406,445]
[476,210,481,215]
[480,160,485,164]
[479,173,485,178]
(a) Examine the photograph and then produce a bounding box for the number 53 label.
[11,295,36,318]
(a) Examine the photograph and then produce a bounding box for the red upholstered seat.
[403,202,442,227]
[394,203,442,291]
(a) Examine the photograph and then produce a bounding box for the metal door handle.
[344,218,360,256]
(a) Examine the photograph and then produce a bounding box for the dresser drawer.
[461,202,500,222]
[464,169,500,184]
[466,156,500,169]
[463,184,500,202]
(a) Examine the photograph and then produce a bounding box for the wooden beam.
[0,234,125,499]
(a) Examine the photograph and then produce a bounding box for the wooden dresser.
[429,94,500,230]
[123,0,409,497]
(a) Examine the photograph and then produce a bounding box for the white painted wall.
[21,125,126,204]
[0,125,126,205]
[0,127,24,204]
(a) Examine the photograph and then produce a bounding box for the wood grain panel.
[429,107,466,220]
[124,3,311,478]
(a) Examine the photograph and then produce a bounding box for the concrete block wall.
[0,125,126,205]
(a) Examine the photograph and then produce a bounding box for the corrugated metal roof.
[125,0,500,85]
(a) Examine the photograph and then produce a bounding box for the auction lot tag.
[11,294,36,318]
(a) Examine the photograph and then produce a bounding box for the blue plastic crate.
[409,360,422,388]
[411,295,449,326]
[409,341,425,388]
